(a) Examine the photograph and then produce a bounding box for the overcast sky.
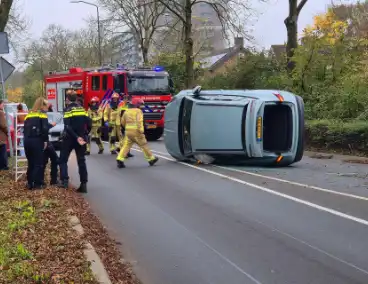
[7,0,356,62]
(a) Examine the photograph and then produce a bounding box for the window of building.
[102,75,108,90]
[92,76,100,90]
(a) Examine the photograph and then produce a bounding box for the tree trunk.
[284,10,298,73]
[285,0,308,74]
[184,0,194,88]
[0,0,13,32]
[142,46,149,65]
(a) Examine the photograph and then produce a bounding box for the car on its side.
[47,112,64,150]
[164,86,305,167]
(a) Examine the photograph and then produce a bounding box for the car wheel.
[293,95,305,163]
[146,128,163,141]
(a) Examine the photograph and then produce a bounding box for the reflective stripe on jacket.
[87,109,103,127]
[121,108,144,133]
[103,104,119,125]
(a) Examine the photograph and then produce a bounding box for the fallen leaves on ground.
[0,170,141,284]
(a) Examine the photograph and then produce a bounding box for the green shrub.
[306,120,368,155]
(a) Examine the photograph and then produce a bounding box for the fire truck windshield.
[127,75,169,94]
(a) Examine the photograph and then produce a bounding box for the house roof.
[201,45,248,71]
[270,45,286,60]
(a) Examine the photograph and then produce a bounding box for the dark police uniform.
[23,111,49,189]
[59,102,91,192]
[41,121,59,185]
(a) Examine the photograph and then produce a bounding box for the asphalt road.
[69,140,368,284]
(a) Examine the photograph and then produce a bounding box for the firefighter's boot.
[98,149,104,154]
[148,157,159,166]
[127,152,134,158]
[117,160,125,168]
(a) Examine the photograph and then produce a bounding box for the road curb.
[68,211,112,284]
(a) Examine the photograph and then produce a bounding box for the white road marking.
[214,166,368,201]
[132,148,368,227]
[97,143,368,276]
[144,148,368,202]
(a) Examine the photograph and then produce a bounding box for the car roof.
[177,89,295,101]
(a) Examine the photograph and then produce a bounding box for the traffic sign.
[0,57,15,82]
[0,32,9,54]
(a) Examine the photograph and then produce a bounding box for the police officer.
[41,119,59,186]
[86,96,104,155]
[103,92,120,154]
[116,94,133,158]
[59,91,92,193]
[116,98,158,168]
[24,97,50,189]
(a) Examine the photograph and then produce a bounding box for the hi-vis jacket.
[87,108,103,127]
[103,104,119,125]
[120,108,144,133]
[116,101,129,126]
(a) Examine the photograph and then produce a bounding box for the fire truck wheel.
[146,128,163,141]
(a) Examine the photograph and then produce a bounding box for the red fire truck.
[44,65,174,141]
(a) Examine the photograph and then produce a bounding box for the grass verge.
[0,170,97,283]
[306,119,368,157]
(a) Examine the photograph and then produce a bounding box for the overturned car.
[164,86,304,166]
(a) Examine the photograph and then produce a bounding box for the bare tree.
[98,0,167,64]
[284,0,308,73]
[0,0,13,32]
[0,0,29,55]
[155,0,258,88]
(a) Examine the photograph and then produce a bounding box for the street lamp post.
[70,0,102,65]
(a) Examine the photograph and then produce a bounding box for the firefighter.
[103,92,120,154]
[23,97,50,189]
[116,94,133,158]
[86,96,104,155]
[59,91,92,193]
[116,98,158,168]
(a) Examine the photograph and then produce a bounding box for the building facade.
[111,31,143,66]
[151,1,228,58]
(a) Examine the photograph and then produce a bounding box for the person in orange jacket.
[116,97,158,168]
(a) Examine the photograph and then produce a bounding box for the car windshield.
[127,75,169,94]
[47,112,63,124]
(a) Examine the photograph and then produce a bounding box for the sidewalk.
[0,169,141,284]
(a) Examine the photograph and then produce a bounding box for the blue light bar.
[116,63,125,70]
[153,65,165,72]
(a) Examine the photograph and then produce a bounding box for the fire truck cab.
[44,65,174,141]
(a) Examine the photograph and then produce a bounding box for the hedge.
[305,120,368,156]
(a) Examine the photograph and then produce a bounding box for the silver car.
[164,86,305,166]
[47,112,64,150]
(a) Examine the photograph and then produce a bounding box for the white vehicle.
[47,112,64,150]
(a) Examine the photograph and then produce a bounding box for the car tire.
[293,95,305,163]
[146,128,163,141]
